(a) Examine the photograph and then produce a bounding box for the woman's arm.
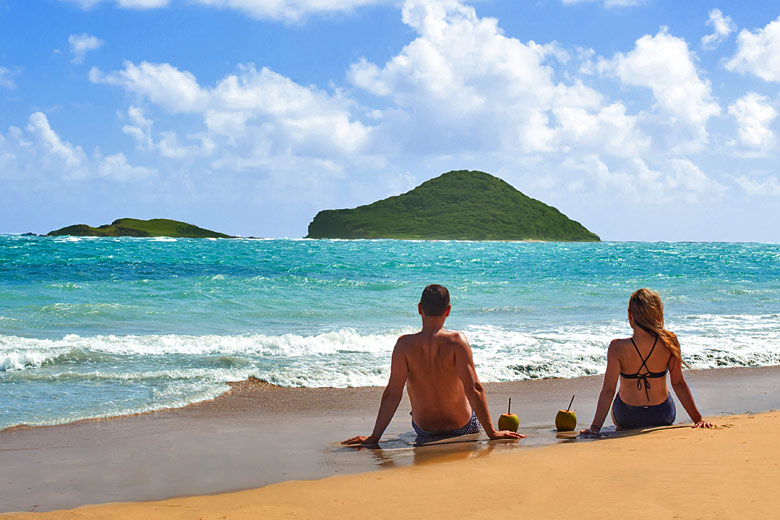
[669,357,714,428]
[580,340,621,435]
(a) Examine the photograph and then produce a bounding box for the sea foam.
[3,313,779,384]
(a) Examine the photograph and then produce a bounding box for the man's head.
[419,284,450,317]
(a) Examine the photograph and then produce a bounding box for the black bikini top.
[619,336,670,401]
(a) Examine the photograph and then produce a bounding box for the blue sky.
[1,0,779,241]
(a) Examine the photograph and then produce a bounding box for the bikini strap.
[630,336,658,374]
[629,336,659,401]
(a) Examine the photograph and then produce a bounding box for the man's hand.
[693,419,714,428]
[488,430,525,440]
[342,435,380,446]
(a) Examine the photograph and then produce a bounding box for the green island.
[306,170,600,241]
[47,218,233,238]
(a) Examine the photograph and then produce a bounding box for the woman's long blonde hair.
[628,288,688,368]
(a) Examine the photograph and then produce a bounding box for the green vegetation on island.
[47,218,233,238]
[306,170,600,241]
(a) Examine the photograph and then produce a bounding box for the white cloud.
[97,152,156,180]
[728,92,777,152]
[189,0,390,22]
[62,0,102,7]
[0,133,19,180]
[63,0,388,20]
[726,16,780,82]
[98,62,371,158]
[0,67,15,89]
[68,33,105,64]
[27,112,87,170]
[203,110,249,139]
[701,9,736,50]
[666,158,725,200]
[127,106,152,128]
[734,175,780,196]
[601,28,720,151]
[211,65,370,156]
[90,62,208,113]
[2,112,155,182]
[564,154,636,195]
[116,0,168,6]
[552,101,650,157]
[122,106,214,158]
[122,106,154,149]
[61,0,168,9]
[561,0,644,7]
[563,155,724,203]
[92,61,372,168]
[348,0,648,158]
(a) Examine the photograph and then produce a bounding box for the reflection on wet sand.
[341,419,688,470]
[341,427,552,469]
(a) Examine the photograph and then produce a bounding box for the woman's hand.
[579,425,604,437]
[693,419,714,428]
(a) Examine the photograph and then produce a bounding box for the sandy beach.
[1,365,779,516]
[2,408,779,519]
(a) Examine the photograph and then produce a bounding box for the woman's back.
[615,333,672,406]
[582,287,713,434]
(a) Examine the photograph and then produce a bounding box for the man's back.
[342,284,524,446]
[398,328,474,432]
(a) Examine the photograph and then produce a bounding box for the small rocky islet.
[46,218,233,238]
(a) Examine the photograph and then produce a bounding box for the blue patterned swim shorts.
[412,411,482,439]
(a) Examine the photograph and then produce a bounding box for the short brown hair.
[420,284,450,316]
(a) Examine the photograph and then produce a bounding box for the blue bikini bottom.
[612,393,676,430]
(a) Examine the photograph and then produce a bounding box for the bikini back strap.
[628,336,659,401]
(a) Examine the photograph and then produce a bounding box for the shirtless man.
[343,284,525,446]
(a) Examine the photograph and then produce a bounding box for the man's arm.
[454,334,525,440]
[342,340,409,446]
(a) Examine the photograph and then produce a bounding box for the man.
[343,284,524,445]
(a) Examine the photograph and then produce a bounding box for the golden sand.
[4,411,778,519]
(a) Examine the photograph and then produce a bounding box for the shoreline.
[5,362,780,434]
[3,409,779,518]
[1,365,779,513]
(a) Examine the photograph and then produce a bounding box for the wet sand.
[6,410,778,519]
[1,365,779,513]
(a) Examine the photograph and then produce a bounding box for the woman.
[581,288,713,435]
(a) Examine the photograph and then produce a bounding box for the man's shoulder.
[436,329,469,348]
[397,331,422,341]
[394,332,420,349]
[396,329,468,347]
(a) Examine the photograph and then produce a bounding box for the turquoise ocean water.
[1,235,779,429]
